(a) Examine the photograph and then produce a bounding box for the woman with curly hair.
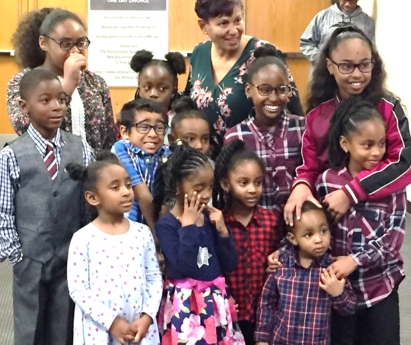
[7,8,119,152]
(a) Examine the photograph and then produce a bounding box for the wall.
[0,0,329,136]
[360,0,411,201]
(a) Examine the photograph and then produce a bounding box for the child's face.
[340,118,386,177]
[19,79,67,140]
[137,65,176,110]
[287,210,330,260]
[222,159,263,209]
[170,117,211,154]
[245,64,289,126]
[326,38,373,100]
[120,110,166,154]
[177,164,214,207]
[87,164,134,214]
[39,19,87,71]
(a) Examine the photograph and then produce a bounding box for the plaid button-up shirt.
[223,206,280,322]
[316,167,406,308]
[255,246,356,345]
[224,110,305,215]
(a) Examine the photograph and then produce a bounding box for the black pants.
[331,288,400,345]
[238,320,256,345]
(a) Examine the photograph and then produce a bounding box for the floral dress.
[184,37,303,143]
[7,68,119,152]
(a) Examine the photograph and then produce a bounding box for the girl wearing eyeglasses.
[281,24,411,228]
[7,8,119,153]
[224,45,305,215]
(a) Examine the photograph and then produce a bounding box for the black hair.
[171,96,223,160]
[307,24,386,112]
[213,139,265,209]
[12,8,85,69]
[170,96,210,131]
[117,98,167,131]
[286,201,327,234]
[66,151,122,222]
[195,0,244,21]
[328,97,385,169]
[152,141,212,220]
[20,68,60,100]
[246,45,288,83]
[130,50,186,106]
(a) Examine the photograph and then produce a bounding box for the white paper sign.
[88,0,169,87]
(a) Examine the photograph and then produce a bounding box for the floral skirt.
[158,276,245,345]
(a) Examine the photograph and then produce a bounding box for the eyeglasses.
[248,83,291,97]
[329,58,374,74]
[43,35,91,51]
[130,122,167,135]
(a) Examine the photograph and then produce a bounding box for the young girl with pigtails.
[152,141,244,345]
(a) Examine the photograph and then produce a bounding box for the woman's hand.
[179,192,205,227]
[328,255,357,279]
[283,184,321,226]
[131,314,152,343]
[323,190,351,223]
[62,52,87,95]
[266,250,282,273]
[207,206,229,237]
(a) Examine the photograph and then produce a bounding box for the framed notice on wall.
[88,0,169,87]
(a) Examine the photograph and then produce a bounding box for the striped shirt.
[316,167,406,308]
[224,110,305,215]
[255,246,356,345]
[0,125,94,265]
[112,139,171,223]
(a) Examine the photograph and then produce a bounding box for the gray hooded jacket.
[300,4,375,63]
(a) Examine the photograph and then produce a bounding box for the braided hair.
[152,141,212,220]
[213,139,264,209]
[328,97,385,169]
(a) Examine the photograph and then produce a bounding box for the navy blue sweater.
[155,211,238,281]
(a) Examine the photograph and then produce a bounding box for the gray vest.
[10,132,83,263]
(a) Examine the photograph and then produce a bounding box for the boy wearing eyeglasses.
[224,46,305,217]
[112,99,171,232]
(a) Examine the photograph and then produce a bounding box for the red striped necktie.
[44,143,58,180]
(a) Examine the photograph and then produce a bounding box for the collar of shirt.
[27,124,64,157]
[281,245,332,269]
[123,139,168,159]
[223,206,261,228]
[248,109,289,141]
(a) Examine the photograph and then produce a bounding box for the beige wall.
[360,0,411,200]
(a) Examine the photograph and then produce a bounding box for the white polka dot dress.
[67,221,163,345]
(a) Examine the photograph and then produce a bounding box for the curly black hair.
[328,97,385,169]
[307,24,386,112]
[194,0,243,21]
[12,8,85,68]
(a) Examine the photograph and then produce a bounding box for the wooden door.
[245,0,330,110]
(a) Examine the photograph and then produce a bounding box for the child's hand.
[283,184,321,226]
[323,190,350,223]
[179,192,205,227]
[63,52,87,91]
[266,250,282,273]
[131,314,153,343]
[256,342,269,345]
[319,268,345,297]
[206,206,229,237]
[109,317,136,345]
[328,255,357,279]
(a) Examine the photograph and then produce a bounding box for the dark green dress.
[184,37,303,141]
